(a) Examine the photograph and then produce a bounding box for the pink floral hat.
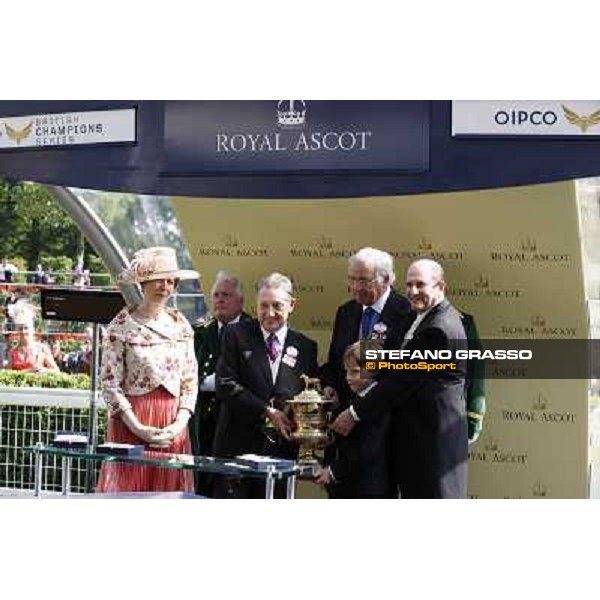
[118,247,199,284]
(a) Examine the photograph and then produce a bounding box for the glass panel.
[25,445,300,480]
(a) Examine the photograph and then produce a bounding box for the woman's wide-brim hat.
[118,247,199,284]
[11,300,35,328]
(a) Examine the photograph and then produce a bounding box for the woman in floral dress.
[96,247,199,493]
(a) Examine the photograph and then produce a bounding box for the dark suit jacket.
[320,288,411,403]
[189,312,252,459]
[460,312,486,424]
[354,299,469,499]
[213,319,319,459]
[326,389,393,499]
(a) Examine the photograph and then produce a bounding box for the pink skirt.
[96,387,193,493]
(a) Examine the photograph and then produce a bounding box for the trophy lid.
[286,375,333,404]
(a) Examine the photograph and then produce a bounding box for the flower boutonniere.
[282,345,299,367]
[372,321,388,340]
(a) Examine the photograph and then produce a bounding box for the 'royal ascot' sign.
[164,100,430,173]
[0,108,136,149]
[452,100,600,137]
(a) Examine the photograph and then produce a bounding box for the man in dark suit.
[213,272,318,499]
[188,271,252,496]
[320,247,411,406]
[332,259,469,499]
[460,312,486,444]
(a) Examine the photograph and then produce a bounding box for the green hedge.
[0,369,90,389]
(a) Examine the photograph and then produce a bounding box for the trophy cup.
[286,375,334,465]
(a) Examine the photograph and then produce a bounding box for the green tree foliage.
[40,255,74,284]
[86,254,112,286]
[0,180,80,268]
[0,178,106,274]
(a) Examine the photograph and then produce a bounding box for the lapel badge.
[243,350,252,360]
[372,321,388,339]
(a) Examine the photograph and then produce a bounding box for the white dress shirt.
[200,314,243,392]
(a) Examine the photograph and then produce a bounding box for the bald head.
[405,259,446,313]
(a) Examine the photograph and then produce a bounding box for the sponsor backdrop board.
[452,100,600,137]
[0,108,136,149]
[172,180,589,498]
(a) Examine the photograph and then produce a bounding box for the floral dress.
[96,307,198,493]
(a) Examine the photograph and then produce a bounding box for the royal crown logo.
[531,315,546,328]
[315,234,333,249]
[474,274,490,289]
[277,100,307,127]
[533,393,549,411]
[561,104,600,133]
[418,237,433,252]
[484,438,499,453]
[532,481,549,498]
[521,238,537,252]
[224,234,239,248]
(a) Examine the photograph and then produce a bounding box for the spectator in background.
[4,261,17,283]
[188,271,252,497]
[42,270,55,285]
[63,327,94,374]
[4,290,19,330]
[72,261,87,288]
[0,260,5,283]
[49,339,64,369]
[78,326,94,373]
[33,264,45,285]
[6,290,28,330]
[8,303,59,373]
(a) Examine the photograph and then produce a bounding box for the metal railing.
[0,388,107,494]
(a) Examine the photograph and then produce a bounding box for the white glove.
[121,409,163,444]
[199,372,216,392]
[149,409,191,448]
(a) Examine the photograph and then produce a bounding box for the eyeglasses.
[347,276,379,289]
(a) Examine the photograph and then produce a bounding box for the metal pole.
[61,456,72,497]
[34,444,43,498]
[85,323,102,492]
[265,468,275,499]
[286,475,296,499]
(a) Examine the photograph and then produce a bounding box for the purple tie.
[266,333,280,362]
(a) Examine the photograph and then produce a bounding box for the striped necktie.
[266,333,280,362]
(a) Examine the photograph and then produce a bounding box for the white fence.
[0,387,107,494]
